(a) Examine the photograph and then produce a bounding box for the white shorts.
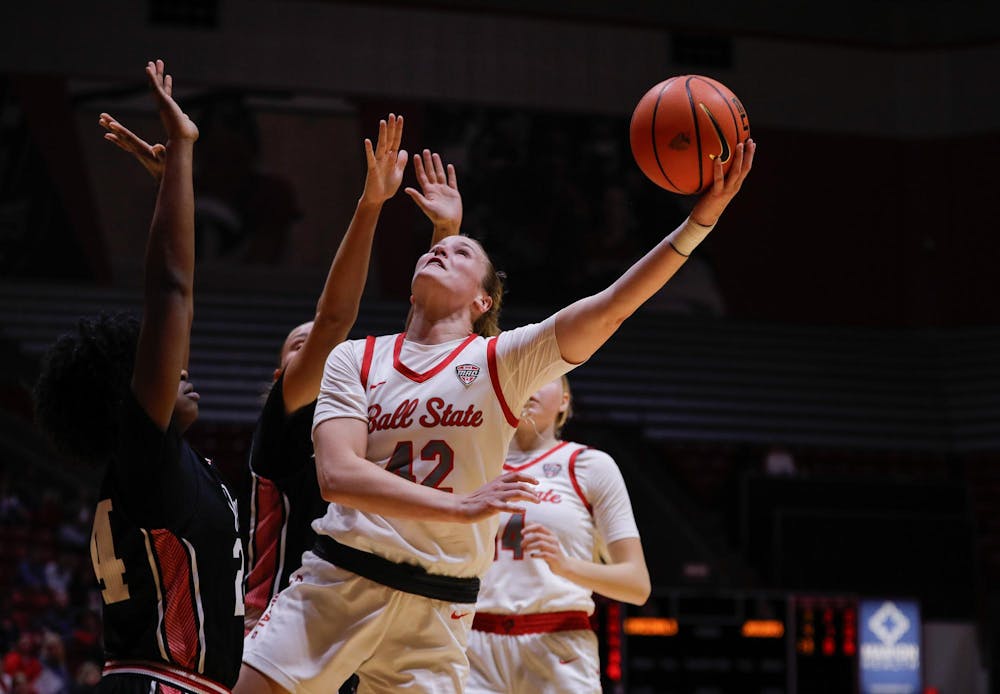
[243,551,476,694]
[465,628,601,694]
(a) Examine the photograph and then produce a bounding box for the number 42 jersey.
[312,318,573,581]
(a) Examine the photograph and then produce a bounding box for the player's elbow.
[316,460,354,504]
[624,572,652,606]
[312,310,357,343]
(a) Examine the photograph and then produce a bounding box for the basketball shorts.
[242,551,475,694]
[465,622,600,694]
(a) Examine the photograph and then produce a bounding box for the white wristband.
[666,217,716,257]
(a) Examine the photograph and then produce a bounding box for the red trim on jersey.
[502,440,571,473]
[472,611,592,635]
[102,660,230,694]
[486,336,519,427]
[360,335,376,388]
[149,530,200,671]
[392,332,477,383]
[244,476,285,633]
[567,446,592,514]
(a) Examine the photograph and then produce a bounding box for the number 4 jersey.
[312,317,573,580]
[91,393,244,691]
[477,441,640,616]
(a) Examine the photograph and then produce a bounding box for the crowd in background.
[0,467,102,694]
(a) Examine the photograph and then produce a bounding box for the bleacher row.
[3,279,1000,453]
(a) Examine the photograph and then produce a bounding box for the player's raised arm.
[130,59,199,430]
[281,114,408,413]
[553,139,755,365]
[405,148,462,244]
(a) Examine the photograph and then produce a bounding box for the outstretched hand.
[99,112,166,182]
[455,471,539,523]
[360,113,408,205]
[405,149,462,237]
[690,137,756,226]
[145,59,198,143]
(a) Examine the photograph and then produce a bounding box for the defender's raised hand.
[360,113,408,206]
[405,149,462,239]
[99,112,166,182]
[145,59,198,143]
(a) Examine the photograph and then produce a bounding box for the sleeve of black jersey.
[113,390,198,530]
[248,374,315,485]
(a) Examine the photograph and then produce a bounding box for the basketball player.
[34,61,244,693]
[236,117,466,632]
[466,375,648,693]
[237,136,755,693]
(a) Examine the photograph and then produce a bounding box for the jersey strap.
[102,660,231,694]
[313,534,480,604]
[472,610,592,635]
[360,335,376,388]
[567,446,592,514]
[486,336,519,427]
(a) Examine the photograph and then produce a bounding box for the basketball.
[629,75,750,195]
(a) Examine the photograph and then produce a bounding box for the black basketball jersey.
[92,393,244,692]
[242,374,326,632]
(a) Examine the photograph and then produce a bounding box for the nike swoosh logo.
[370,380,386,390]
[559,657,579,665]
[699,102,731,164]
[451,611,471,620]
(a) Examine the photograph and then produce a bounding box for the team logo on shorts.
[455,363,480,386]
[543,463,562,478]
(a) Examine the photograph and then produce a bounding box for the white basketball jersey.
[476,441,640,615]
[312,319,571,579]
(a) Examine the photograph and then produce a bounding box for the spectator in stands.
[15,547,45,592]
[71,660,101,694]
[35,631,71,694]
[0,485,28,525]
[56,502,90,550]
[2,632,42,692]
[42,556,72,607]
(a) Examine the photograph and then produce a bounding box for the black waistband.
[312,534,480,604]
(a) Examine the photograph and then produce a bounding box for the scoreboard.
[595,592,919,694]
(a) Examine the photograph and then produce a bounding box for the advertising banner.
[859,599,921,694]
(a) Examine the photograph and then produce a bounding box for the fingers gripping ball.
[629,75,750,194]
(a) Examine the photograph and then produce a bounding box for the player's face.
[518,378,568,436]
[278,322,313,375]
[171,370,199,433]
[411,236,492,316]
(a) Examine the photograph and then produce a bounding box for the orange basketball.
[629,75,750,195]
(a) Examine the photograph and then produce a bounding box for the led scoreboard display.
[610,591,789,693]
[596,592,913,693]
